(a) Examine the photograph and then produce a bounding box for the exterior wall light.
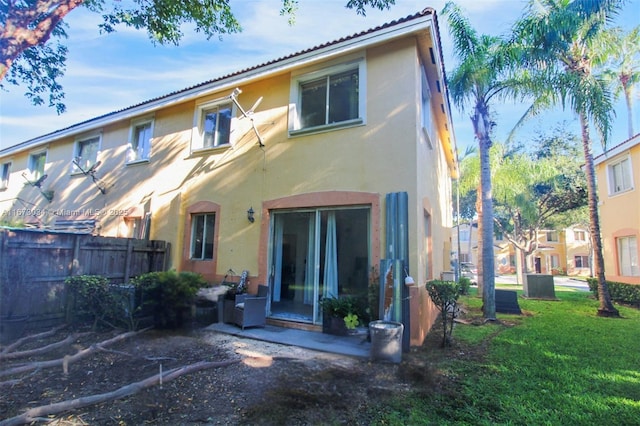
[247,207,255,223]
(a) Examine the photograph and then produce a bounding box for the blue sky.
[0,0,638,153]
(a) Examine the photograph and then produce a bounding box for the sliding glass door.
[269,207,370,325]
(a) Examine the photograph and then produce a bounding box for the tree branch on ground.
[0,358,241,426]
[0,328,149,380]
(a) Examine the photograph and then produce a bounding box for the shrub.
[130,270,206,328]
[458,276,471,295]
[65,275,133,330]
[426,279,462,347]
[586,278,640,307]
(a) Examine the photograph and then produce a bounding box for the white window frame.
[72,134,101,174]
[574,230,587,241]
[191,98,235,153]
[617,236,639,277]
[28,150,47,180]
[420,62,434,148]
[607,155,634,195]
[575,255,590,268]
[289,57,366,136]
[1,161,11,190]
[127,116,154,164]
[190,212,216,260]
[546,231,559,242]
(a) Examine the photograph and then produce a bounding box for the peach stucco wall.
[0,32,454,344]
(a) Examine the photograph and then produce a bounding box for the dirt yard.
[0,319,468,425]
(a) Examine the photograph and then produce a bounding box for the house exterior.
[453,222,591,277]
[0,8,458,345]
[594,133,640,285]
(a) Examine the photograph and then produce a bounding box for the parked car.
[460,262,477,284]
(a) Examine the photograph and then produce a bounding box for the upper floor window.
[190,212,215,260]
[1,162,11,190]
[420,63,434,146]
[73,135,101,173]
[192,100,233,152]
[617,236,639,276]
[607,156,633,195]
[127,117,153,163]
[459,229,470,242]
[28,151,47,180]
[574,230,587,241]
[546,231,559,242]
[289,58,365,135]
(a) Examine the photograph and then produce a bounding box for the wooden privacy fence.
[0,228,169,339]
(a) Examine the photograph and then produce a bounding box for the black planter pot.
[322,314,349,336]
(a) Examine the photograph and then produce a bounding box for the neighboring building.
[0,9,458,345]
[594,133,640,285]
[453,222,591,277]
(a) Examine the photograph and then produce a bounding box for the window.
[127,118,153,163]
[459,253,470,263]
[1,162,11,190]
[190,213,215,260]
[424,211,432,280]
[420,63,434,145]
[546,231,559,242]
[574,230,586,241]
[28,151,47,180]
[608,156,633,195]
[192,100,233,151]
[617,236,639,276]
[550,254,560,268]
[459,229,470,242]
[289,59,365,134]
[575,255,590,268]
[73,136,100,173]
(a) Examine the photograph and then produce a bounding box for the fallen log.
[0,325,67,354]
[0,329,148,379]
[0,358,241,426]
[0,332,91,361]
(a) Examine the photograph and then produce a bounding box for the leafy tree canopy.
[0,0,395,113]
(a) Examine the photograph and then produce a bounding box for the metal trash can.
[369,320,404,363]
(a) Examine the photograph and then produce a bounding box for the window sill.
[126,159,150,166]
[188,144,231,158]
[289,118,364,138]
[609,187,634,197]
[421,127,434,149]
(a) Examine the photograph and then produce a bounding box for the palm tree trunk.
[473,100,496,320]
[579,114,619,317]
[475,185,483,296]
[623,83,635,138]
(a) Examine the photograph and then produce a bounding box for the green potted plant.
[320,295,362,336]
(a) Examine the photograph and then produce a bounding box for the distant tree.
[597,26,640,138]
[493,133,588,283]
[512,0,622,317]
[0,0,395,113]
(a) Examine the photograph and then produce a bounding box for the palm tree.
[443,2,518,319]
[597,26,640,138]
[512,0,622,317]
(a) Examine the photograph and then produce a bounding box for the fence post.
[123,238,133,283]
[66,234,81,324]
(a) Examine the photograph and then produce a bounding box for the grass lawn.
[376,287,640,425]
